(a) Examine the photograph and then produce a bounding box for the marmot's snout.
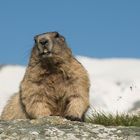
[37,37,52,57]
[39,38,49,46]
[34,32,66,58]
[34,32,55,57]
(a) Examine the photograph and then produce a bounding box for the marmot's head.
[32,32,72,64]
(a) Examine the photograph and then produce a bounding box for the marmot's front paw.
[65,115,84,122]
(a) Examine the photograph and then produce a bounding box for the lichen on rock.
[0,116,140,140]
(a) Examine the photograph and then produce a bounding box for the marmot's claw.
[65,115,84,122]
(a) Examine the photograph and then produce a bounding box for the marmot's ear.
[53,31,65,42]
[61,36,65,42]
[57,34,65,42]
[53,31,59,38]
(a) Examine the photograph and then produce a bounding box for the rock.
[0,116,140,140]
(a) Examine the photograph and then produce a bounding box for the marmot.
[1,32,90,121]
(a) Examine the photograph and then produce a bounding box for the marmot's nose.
[39,38,49,46]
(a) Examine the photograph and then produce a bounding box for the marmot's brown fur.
[1,32,90,121]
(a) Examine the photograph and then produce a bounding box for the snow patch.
[0,57,140,115]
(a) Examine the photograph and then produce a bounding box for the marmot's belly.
[42,81,74,116]
[44,93,67,116]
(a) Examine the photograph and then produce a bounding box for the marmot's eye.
[34,37,37,44]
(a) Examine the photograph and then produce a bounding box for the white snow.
[0,65,25,114]
[77,56,140,114]
[0,56,140,115]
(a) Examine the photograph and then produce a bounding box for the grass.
[85,110,140,127]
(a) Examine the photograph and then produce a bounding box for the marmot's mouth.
[40,49,52,58]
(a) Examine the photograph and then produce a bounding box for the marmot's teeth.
[44,49,48,53]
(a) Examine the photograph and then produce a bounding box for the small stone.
[117,130,121,133]
[30,131,39,135]
[12,133,17,136]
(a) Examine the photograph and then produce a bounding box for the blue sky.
[0,0,140,65]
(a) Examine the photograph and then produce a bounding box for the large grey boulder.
[0,116,140,140]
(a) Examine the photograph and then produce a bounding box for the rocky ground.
[0,116,140,140]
